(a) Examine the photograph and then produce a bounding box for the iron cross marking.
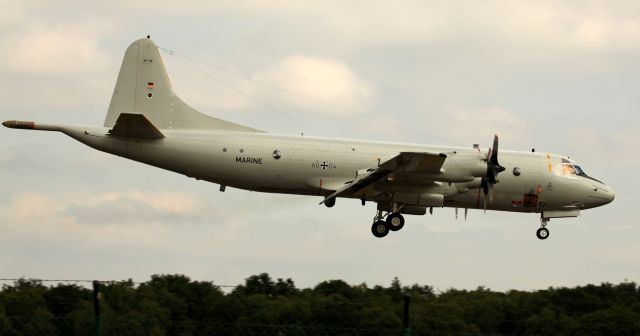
[320,162,328,169]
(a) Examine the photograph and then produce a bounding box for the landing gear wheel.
[386,212,405,231]
[324,197,336,208]
[371,220,389,238]
[536,227,549,240]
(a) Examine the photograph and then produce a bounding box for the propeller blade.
[490,134,499,164]
[483,195,487,213]
[481,179,487,194]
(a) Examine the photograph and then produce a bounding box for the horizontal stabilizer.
[108,113,164,139]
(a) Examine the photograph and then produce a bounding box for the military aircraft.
[3,37,614,239]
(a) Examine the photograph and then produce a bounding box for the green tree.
[564,306,640,336]
[275,278,298,296]
[0,304,10,335]
[44,283,91,335]
[311,293,359,328]
[314,280,359,299]
[523,307,570,335]
[0,279,56,336]
[238,273,276,297]
[0,275,638,335]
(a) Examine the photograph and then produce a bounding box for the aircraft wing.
[320,151,446,204]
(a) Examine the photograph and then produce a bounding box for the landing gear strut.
[371,210,388,238]
[370,210,405,238]
[536,218,550,240]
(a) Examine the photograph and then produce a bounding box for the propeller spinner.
[480,135,506,210]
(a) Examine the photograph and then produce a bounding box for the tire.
[371,220,389,238]
[324,197,336,208]
[386,212,405,231]
[536,228,549,240]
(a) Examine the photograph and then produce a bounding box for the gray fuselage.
[60,125,613,215]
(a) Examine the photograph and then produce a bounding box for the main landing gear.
[371,210,405,238]
[536,218,550,240]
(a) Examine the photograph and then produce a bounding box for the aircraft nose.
[604,186,615,204]
[595,184,615,205]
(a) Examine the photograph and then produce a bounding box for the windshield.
[562,163,577,175]
[561,161,603,183]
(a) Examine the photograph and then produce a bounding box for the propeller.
[480,135,506,211]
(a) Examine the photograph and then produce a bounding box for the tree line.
[0,273,638,335]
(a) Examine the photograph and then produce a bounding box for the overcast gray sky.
[1,0,638,291]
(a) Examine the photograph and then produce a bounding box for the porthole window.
[239,148,244,153]
[222,148,227,152]
[273,149,282,160]
[513,167,521,176]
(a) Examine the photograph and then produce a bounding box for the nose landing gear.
[536,218,550,240]
[370,210,405,238]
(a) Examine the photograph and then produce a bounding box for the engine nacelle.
[394,193,444,207]
[376,202,428,215]
[455,177,483,194]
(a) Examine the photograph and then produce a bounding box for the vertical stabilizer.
[104,37,260,132]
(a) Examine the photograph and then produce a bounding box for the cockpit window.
[561,162,602,182]
[562,163,577,175]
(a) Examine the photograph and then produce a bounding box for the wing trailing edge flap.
[320,151,446,205]
[108,113,164,139]
[380,151,447,173]
[319,167,392,205]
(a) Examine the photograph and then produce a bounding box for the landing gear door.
[523,193,538,208]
